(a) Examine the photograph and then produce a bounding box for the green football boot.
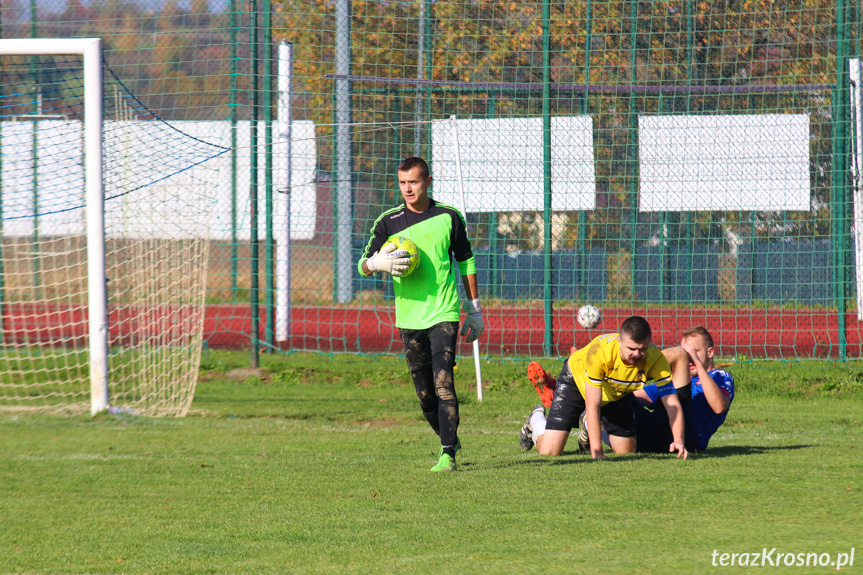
[430,452,457,472]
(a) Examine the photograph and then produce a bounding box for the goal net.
[0,39,226,416]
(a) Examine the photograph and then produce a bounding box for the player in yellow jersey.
[518,316,689,460]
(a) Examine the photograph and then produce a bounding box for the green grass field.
[1,352,861,574]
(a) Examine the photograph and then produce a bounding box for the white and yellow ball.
[382,236,420,277]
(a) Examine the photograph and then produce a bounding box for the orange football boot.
[527,361,556,408]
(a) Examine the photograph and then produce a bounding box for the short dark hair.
[620,316,651,343]
[681,325,714,348]
[398,156,430,180]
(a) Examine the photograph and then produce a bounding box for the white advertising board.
[639,114,810,212]
[431,116,596,212]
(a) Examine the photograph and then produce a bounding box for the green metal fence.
[1,0,862,361]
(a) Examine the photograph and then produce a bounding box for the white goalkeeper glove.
[460,298,484,343]
[366,242,411,277]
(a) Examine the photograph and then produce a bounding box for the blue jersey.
[642,369,735,451]
[688,370,735,450]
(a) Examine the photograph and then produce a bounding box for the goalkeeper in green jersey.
[358,157,483,472]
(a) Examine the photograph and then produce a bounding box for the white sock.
[530,410,547,442]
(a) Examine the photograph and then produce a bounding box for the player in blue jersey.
[358,157,483,472]
[633,325,735,453]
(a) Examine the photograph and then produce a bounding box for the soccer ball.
[577,305,601,329]
[382,235,420,277]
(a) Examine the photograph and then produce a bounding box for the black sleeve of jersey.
[360,217,389,261]
[450,209,474,263]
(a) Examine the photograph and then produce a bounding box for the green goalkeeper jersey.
[358,199,476,330]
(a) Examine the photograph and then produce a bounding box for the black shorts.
[635,398,699,453]
[545,358,638,438]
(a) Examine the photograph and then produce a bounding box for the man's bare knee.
[536,441,564,456]
[662,345,687,365]
[608,435,636,454]
[662,346,692,389]
[536,430,568,456]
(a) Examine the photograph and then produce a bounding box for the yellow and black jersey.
[567,333,674,405]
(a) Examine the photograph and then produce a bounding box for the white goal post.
[0,38,108,415]
[0,39,220,417]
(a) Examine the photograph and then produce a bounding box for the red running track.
[203,304,863,359]
[3,303,860,358]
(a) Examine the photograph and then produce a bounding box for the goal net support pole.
[276,41,292,343]
[0,38,108,415]
[850,58,863,321]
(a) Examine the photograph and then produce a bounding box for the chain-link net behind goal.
[0,55,226,415]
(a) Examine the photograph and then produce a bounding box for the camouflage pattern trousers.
[399,321,460,450]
